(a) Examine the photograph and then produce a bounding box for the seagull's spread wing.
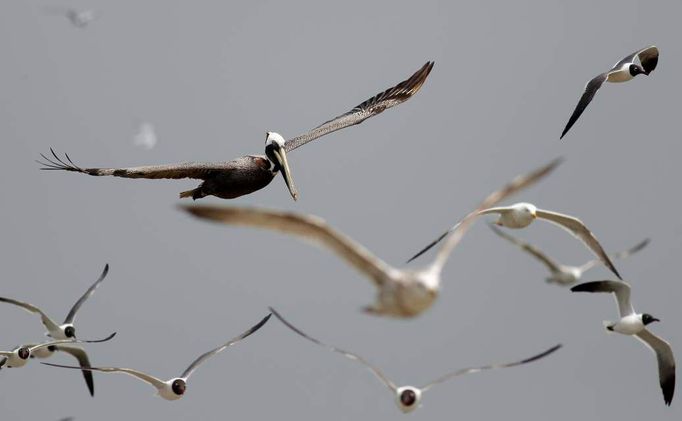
[570,280,633,318]
[181,313,271,380]
[635,328,675,405]
[581,238,650,273]
[54,345,95,397]
[614,46,659,75]
[42,362,167,391]
[0,297,61,334]
[560,73,607,139]
[283,62,434,153]
[421,344,561,391]
[488,224,561,273]
[29,333,117,352]
[38,149,236,180]
[269,307,396,392]
[64,264,109,324]
[534,209,621,279]
[181,206,394,286]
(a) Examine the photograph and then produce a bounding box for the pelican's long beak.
[272,146,299,201]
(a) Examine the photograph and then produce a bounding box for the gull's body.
[39,61,434,201]
[408,202,622,280]
[183,159,561,318]
[571,280,675,405]
[43,314,271,401]
[0,334,115,369]
[489,225,649,286]
[0,264,110,395]
[270,308,561,413]
[560,46,659,139]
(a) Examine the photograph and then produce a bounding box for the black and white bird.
[489,225,649,285]
[571,280,675,405]
[407,202,622,280]
[270,307,560,413]
[182,160,561,318]
[0,334,116,369]
[42,314,271,401]
[560,46,659,139]
[38,62,434,201]
[0,264,110,395]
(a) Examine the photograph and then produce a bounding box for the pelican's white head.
[395,386,422,413]
[264,131,299,200]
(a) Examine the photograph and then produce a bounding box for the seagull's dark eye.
[64,326,76,338]
[400,389,417,406]
[18,347,30,360]
[172,379,186,395]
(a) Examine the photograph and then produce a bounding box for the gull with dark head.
[38,61,434,201]
[0,334,116,369]
[489,225,649,285]
[560,46,659,139]
[182,159,561,318]
[0,264,110,395]
[571,280,675,405]
[270,307,560,413]
[407,202,622,280]
[42,314,271,401]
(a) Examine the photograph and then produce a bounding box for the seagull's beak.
[272,146,299,201]
[653,318,661,323]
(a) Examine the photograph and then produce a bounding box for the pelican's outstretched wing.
[283,61,434,153]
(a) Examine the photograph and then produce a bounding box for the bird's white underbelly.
[499,211,534,228]
[31,348,54,359]
[158,383,182,401]
[607,69,634,83]
[547,268,580,285]
[611,315,644,335]
[376,280,437,317]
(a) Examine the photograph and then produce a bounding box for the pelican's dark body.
[184,155,275,200]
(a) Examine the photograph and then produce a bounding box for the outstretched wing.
[42,362,167,391]
[488,224,561,273]
[269,307,396,392]
[581,238,650,272]
[0,297,61,334]
[535,209,621,279]
[64,264,109,324]
[181,313,272,380]
[570,280,633,318]
[421,344,561,391]
[38,148,235,180]
[635,328,675,405]
[54,345,95,397]
[560,73,607,139]
[613,46,659,74]
[283,61,434,153]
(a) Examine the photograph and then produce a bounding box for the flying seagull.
[270,307,560,413]
[560,46,658,139]
[182,159,561,318]
[489,225,649,285]
[38,61,434,201]
[44,6,96,28]
[407,202,622,280]
[0,264,110,396]
[571,280,675,405]
[0,333,116,369]
[42,314,271,401]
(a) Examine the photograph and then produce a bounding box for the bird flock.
[4,33,672,418]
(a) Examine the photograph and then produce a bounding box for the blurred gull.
[133,122,158,150]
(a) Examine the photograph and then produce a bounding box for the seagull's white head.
[395,386,422,413]
[264,132,299,201]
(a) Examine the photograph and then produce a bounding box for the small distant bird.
[560,46,659,139]
[0,334,116,369]
[488,224,649,285]
[269,307,560,413]
[0,264,110,396]
[133,122,157,150]
[42,314,271,401]
[407,202,622,280]
[571,280,675,405]
[38,61,434,201]
[182,159,561,318]
[44,6,96,28]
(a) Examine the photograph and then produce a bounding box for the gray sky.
[0,0,681,419]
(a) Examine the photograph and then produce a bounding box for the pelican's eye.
[172,379,186,395]
[64,326,76,338]
[18,347,30,360]
[400,389,417,406]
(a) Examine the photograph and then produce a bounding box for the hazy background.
[1,1,680,420]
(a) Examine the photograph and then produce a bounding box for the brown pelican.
[406,202,623,280]
[488,224,649,286]
[182,159,562,318]
[38,61,434,201]
[269,307,560,413]
[571,280,675,406]
[560,46,658,139]
[41,314,270,401]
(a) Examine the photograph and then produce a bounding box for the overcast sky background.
[1,1,681,420]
